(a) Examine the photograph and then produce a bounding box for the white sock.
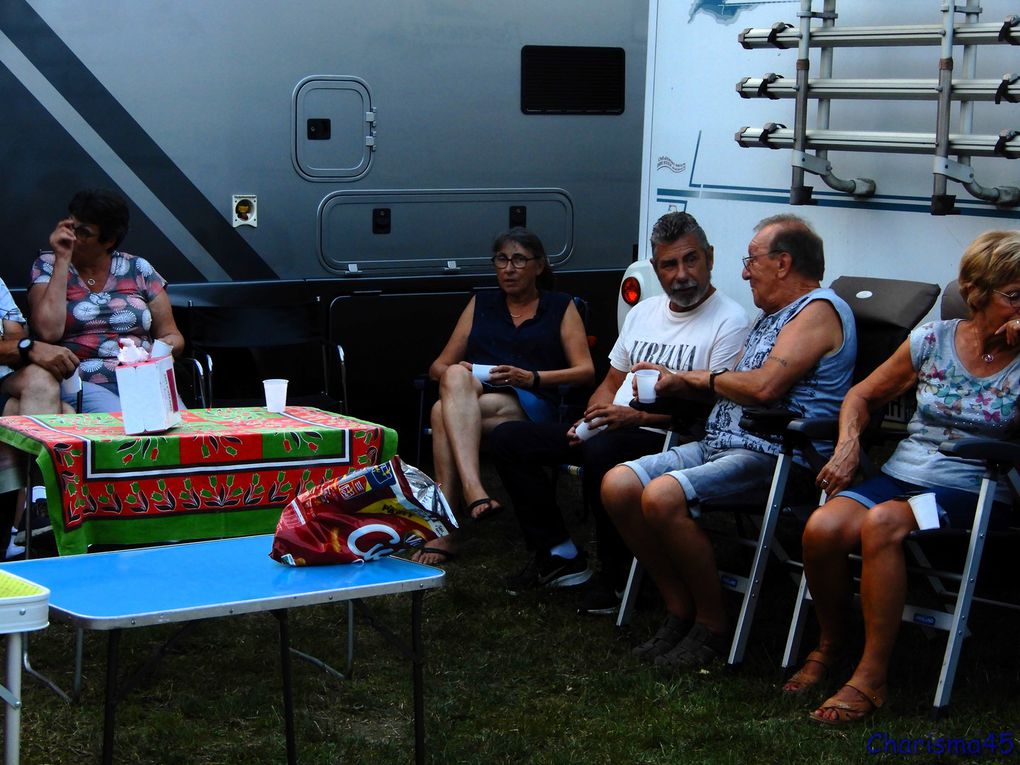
[550,539,578,559]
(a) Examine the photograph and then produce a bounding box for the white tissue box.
[115,354,182,435]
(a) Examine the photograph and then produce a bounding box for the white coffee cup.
[634,369,660,404]
[908,492,941,531]
[472,364,495,383]
[263,378,289,413]
[574,419,608,441]
[60,373,82,398]
[150,339,173,359]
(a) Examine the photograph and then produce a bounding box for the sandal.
[808,682,886,726]
[632,613,692,662]
[653,622,729,671]
[467,497,504,522]
[782,649,843,694]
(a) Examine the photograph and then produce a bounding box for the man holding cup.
[489,212,749,603]
[601,214,856,670]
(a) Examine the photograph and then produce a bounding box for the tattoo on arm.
[767,354,790,368]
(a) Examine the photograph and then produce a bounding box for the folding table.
[0,535,443,764]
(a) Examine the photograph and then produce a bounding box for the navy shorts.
[837,472,1015,530]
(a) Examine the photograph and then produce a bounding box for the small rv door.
[292,76,376,180]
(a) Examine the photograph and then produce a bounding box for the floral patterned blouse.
[882,319,1020,502]
[31,250,167,387]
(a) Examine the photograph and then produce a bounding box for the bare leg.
[438,366,524,513]
[811,499,914,721]
[602,466,694,621]
[642,475,727,635]
[790,497,869,688]
[1,365,62,415]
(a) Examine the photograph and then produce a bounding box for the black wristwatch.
[17,337,33,365]
[708,367,728,395]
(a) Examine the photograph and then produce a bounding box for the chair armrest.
[787,416,838,440]
[939,437,1020,466]
[738,406,797,436]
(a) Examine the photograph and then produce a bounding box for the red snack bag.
[269,455,457,566]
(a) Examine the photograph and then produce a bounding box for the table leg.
[102,630,121,765]
[5,633,23,765]
[273,610,297,765]
[412,591,424,765]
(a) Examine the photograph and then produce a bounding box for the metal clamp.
[767,22,794,48]
[933,157,976,182]
[995,74,1020,104]
[994,129,1019,156]
[757,73,782,99]
[792,151,832,176]
[998,15,1020,44]
[758,122,786,148]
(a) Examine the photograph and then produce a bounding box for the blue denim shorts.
[621,441,778,518]
[837,472,1015,530]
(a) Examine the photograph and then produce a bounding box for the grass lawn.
[13,466,1020,764]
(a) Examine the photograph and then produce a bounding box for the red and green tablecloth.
[0,407,396,555]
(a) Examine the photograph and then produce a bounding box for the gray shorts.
[621,441,778,518]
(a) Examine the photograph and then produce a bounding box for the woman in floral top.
[784,230,1020,724]
[28,189,183,412]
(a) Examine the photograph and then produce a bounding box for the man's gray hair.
[650,211,710,256]
[754,214,825,281]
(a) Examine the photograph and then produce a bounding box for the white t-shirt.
[609,290,750,407]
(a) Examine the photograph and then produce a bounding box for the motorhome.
[623,0,1020,324]
[1,1,649,432]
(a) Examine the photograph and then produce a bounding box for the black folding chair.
[188,298,346,413]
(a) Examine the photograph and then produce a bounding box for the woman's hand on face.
[995,317,1020,346]
[49,219,76,262]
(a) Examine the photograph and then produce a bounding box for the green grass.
[14,468,1020,763]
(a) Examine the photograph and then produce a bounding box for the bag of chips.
[269,455,457,566]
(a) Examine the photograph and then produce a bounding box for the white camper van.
[621,0,1020,327]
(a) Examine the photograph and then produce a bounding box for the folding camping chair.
[616,276,940,668]
[781,279,1020,714]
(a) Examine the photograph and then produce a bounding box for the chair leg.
[931,476,996,712]
[782,573,811,670]
[616,558,643,628]
[727,452,791,667]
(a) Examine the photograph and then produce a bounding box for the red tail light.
[620,275,641,306]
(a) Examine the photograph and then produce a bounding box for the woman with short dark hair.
[28,189,184,412]
[414,227,594,565]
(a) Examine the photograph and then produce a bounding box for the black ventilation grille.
[521,45,625,115]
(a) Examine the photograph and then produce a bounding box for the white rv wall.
[639,0,1020,319]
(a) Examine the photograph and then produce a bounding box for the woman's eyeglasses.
[491,253,538,269]
[993,288,1020,307]
[72,224,99,239]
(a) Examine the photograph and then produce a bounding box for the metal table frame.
[0,535,443,764]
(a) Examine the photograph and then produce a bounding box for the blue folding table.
[0,534,444,764]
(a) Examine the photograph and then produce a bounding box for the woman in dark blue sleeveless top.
[413,228,594,565]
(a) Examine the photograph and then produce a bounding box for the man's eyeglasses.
[72,224,99,239]
[993,288,1020,307]
[491,253,538,269]
[741,249,784,269]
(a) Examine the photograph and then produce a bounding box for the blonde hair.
[958,230,1020,312]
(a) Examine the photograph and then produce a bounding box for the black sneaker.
[506,550,592,594]
[577,572,624,616]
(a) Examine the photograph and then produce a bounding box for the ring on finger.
[820,478,830,487]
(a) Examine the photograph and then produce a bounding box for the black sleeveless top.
[465,289,572,420]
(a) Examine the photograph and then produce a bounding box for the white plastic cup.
[908,492,940,531]
[263,378,289,413]
[574,419,608,441]
[60,373,82,398]
[150,339,173,359]
[472,364,495,383]
[635,369,660,404]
